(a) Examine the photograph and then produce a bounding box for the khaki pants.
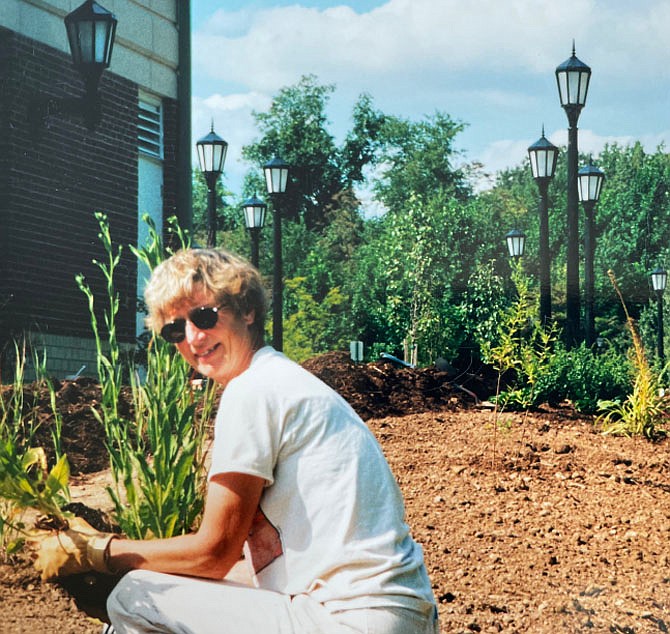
[107,569,439,634]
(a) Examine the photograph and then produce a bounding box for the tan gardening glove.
[34,516,118,581]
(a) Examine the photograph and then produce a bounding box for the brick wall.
[0,27,140,377]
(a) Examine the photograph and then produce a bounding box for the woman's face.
[166,287,257,386]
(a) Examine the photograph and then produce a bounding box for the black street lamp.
[651,267,667,362]
[528,127,559,325]
[556,42,591,347]
[31,0,117,130]
[263,157,290,352]
[196,124,228,248]
[241,194,267,269]
[506,229,526,259]
[578,161,605,347]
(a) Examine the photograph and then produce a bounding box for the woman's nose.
[184,319,208,343]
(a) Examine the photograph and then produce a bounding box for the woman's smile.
[167,289,256,386]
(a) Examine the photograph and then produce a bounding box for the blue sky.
[191,0,670,208]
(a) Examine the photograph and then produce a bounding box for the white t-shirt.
[208,346,435,613]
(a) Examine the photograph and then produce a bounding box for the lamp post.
[505,229,526,260]
[264,157,290,352]
[241,194,267,269]
[31,0,117,130]
[651,267,667,362]
[196,124,228,248]
[577,161,605,347]
[556,42,591,347]
[528,127,559,325]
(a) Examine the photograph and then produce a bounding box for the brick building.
[0,0,192,378]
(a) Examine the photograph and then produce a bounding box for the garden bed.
[1,352,669,633]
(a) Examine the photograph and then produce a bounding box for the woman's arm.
[106,472,264,579]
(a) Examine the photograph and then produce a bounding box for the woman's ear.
[243,310,255,326]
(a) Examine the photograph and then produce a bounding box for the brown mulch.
[302,350,496,419]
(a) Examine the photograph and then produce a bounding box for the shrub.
[533,343,631,414]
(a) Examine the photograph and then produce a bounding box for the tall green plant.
[79,213,216,539]
[597,271,668,438]
[282,276,350,363]
[76,212,125,441]
[122,341,216,538]
[480,260,559,410]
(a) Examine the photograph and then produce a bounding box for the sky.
[190,0,670,211]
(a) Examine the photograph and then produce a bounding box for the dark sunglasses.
[160,305,223,343]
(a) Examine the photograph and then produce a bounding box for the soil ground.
[1,351,669,633]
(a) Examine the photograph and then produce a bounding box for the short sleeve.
[208,377,282,485]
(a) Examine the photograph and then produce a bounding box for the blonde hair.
[144,249,267,346]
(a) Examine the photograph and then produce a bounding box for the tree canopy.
[200,75,670,366]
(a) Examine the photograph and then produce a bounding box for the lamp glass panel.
[567,70,581,103]
[244,205,266,228]
[196,144,207,172]
[652,270,668,292]
[529,151,539,178]
[94,21,109,63]
[265,167,289,194]
[506,234,525,258]
[577,176,591,202]
[577,70,590,104]
[538,149,550,177]
[589,175,603,200]
[77,21,93,64]
[577,174,587,201]
[212,143,226,173]
[557,72,567,105]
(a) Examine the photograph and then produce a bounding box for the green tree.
[372,112,473,212]
[595,143,670,307]
[348,194,479,364]
[342,112,500,363]
[242,75,348,232]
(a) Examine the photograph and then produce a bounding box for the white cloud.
[193,0,670,94]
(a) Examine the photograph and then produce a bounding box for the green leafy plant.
[120,340,216,538]
[79,213,216,539]
[480,260,559,411]
[0,341,71,555]
[76,213,125,452]
[597,271,669,438]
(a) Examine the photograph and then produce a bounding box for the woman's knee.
[107,570,159,625]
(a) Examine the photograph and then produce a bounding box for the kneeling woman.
[38,248,439,634]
